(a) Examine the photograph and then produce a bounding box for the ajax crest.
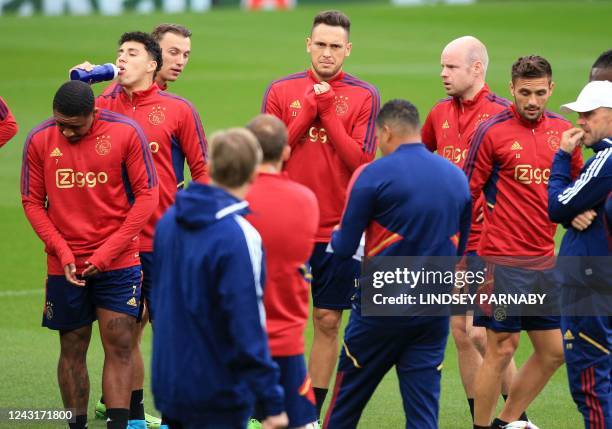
[335,95,349,116]
[149,105,166,125]
[95,135,112,156]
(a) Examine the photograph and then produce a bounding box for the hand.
[571,209,597,231]
[261,412,288,429]
[64,263,85,287]
[313,81,331,95]
[82,261,100,278]
[560,128,585,154]
[70,61,95,73]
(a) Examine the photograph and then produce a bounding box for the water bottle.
[70,63,118,84]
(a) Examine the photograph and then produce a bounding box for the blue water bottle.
[70,63,118,84]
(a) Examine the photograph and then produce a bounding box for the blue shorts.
[275,355,317,427]
[253,355,317,427]
[140,251,154,320]
[324,313,449,429]
[473,264,560,332]
[310,242,360,310]
[43,266,142,331]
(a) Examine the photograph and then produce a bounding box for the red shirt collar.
[455,84,490,108]
[510,103,548,129]
[120,82,160,102]
[307,68,345,84]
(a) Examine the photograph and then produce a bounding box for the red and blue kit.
[422,85,510,252]
[21,109,159,275]
[96,83,208,252]
[262,70,379,242]
[246,172,319,357]
[464,105,583,268]
[0,96,18,148]
[246,172,319,427]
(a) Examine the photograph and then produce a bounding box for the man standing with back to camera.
[262,10,379,418]
[421,35,524,424]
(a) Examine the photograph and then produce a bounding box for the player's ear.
[282,145,291,162]
[147,60,157,74]
[549,80,555,95]
[509,80,515,97]
[345,41,352,57]
[306,37,312,54]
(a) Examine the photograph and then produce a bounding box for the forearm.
[23,200,73,266]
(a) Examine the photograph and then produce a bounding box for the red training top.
[422,84,510,252]
[464,105,583,269]
[262,69,379,242]
[246,172,319,356]
[96,83,208,251]
[0,96,18,148]
[21,109,159,275]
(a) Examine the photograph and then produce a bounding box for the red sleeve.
[421,109,437,152]
[87,128,159,271]
[262,83,318,149]
[464,126,495,212]
[316,87,379,171]
[21,131,74,268]
[177,102,208,184]
[0,97,18,148]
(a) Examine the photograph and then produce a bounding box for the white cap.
[561,80,612,113]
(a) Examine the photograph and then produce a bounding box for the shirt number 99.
[308,127,328,144]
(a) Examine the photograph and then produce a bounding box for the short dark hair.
[312,10,350,36]
[151,23,192,42]
[119,31,163,73]
[511,55,552,82]
[246,114,287,163]
[592,49,612,70]
[53,81,94,117]
[376,99,420,131]
[209,128,262,188]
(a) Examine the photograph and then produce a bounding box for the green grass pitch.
[0,1,610,427]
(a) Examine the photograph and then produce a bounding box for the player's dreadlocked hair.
[511,55,552,83]
[312,10,351,36]
[119,31,163,74]
[53,81,94,117]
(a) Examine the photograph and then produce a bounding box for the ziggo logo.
[55,169,108,188]
[514,165,550,185]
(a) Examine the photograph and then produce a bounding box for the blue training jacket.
[549,138,612,257]
[332,143,471,259]
[331,143,472,322]
[151,183,284,423]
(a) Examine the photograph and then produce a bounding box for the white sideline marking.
[0,289,42,297]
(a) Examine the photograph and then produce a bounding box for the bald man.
[421,36,527,423]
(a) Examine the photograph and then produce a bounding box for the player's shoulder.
[341,72,380,98]
[484,92,512,109]
[156,89,198,113]
[266,71,309,90]
[475,107,514,136]
[25,117,56,148]
[544,110,572,127]
[97,109,146,139]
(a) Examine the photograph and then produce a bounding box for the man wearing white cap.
[548,80,612,429]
